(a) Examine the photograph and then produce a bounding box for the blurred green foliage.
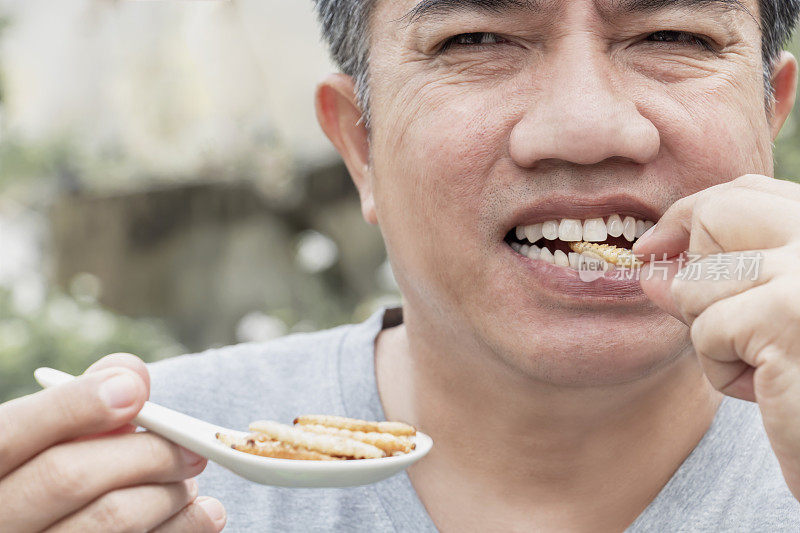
[0,285,184,402]
[774,35,800,182]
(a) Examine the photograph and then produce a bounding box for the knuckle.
[689,315,709,353]
[173,501,218,533]
[37,447,92,502]
[140,433,181,475]
[732,173,765,187]
[87,491,139,533]
[689,207,714,238]
[666,195,692,218]
[693,193,718,219]
[754,343,783,368]
[51,386,89,429]
[673,194,694,209]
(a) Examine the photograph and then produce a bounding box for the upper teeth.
[606,214,624,238]
[582,218,607,242]
[514,216,655,244]
[558,219,583,242]
[542,220,559,240]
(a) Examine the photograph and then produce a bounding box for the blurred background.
[0,0,798,401]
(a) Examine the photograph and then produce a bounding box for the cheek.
[368,82,518,306]
[641,74,773,188]
[371,83,512,246]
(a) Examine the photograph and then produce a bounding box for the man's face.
[366,0,771,385]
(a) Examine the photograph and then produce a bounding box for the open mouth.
[504,215,656,271]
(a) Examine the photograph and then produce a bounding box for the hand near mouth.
[632,173,800,501]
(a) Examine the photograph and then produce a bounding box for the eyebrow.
[401,0,751,25]
[402,0,535,24]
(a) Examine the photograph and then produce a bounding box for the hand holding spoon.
[34,367,433,488]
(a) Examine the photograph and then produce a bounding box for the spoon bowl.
[34,367,433,488]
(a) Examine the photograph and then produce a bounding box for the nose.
[509,47,660,168]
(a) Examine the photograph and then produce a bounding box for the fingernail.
[98,374,140,409]
[633,224,658,253]
[181,447,205,466]
[197,497,227,529]
[638,223,658,243]
[185,478,199,499]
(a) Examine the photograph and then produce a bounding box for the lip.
[504,194,663,233]
[497,193,661,302]
[501,242,648,302]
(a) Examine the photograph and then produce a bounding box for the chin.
[478,302,692,387]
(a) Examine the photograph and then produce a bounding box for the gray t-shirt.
[149,307,800,532]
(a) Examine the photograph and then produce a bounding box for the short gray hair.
[312,0,800,128]
[312,0,375,127]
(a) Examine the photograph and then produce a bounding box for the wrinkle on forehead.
[600,0,756,25]
[395,0,755,28]
[396,0,539,27]
[608,0,749,13]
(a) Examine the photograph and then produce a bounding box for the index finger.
[633,175,800,259]
[0,366,147,478]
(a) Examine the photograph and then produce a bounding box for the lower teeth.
[512,241,641,269]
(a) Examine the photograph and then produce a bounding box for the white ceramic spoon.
[34,367,433,488]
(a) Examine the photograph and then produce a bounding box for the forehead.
[375,0,758,27]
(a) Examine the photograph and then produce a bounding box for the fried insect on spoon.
[216,415,417,461]
[216,432,341,461]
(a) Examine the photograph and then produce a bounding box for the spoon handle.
[34,367,224,458]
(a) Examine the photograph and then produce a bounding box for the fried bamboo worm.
[293,415,416,437]
[215,432,341,461]
[249,421,386,459]
[298,424,415,455]
[569,241,643,268]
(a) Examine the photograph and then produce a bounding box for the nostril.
[508,95,660,168]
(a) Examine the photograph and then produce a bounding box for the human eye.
[643,30,715,52]
[438,32,509,53]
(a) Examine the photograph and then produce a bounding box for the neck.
[375,307,722,532]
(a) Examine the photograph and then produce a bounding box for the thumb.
[639,255,686,323]
[85,352,150,396]
[81,353,150,438]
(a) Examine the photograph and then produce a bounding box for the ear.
[768,51,798,141]
[315,74,377,225]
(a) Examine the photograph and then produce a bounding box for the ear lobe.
[315,74,377,225]
[768,51,798,141]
